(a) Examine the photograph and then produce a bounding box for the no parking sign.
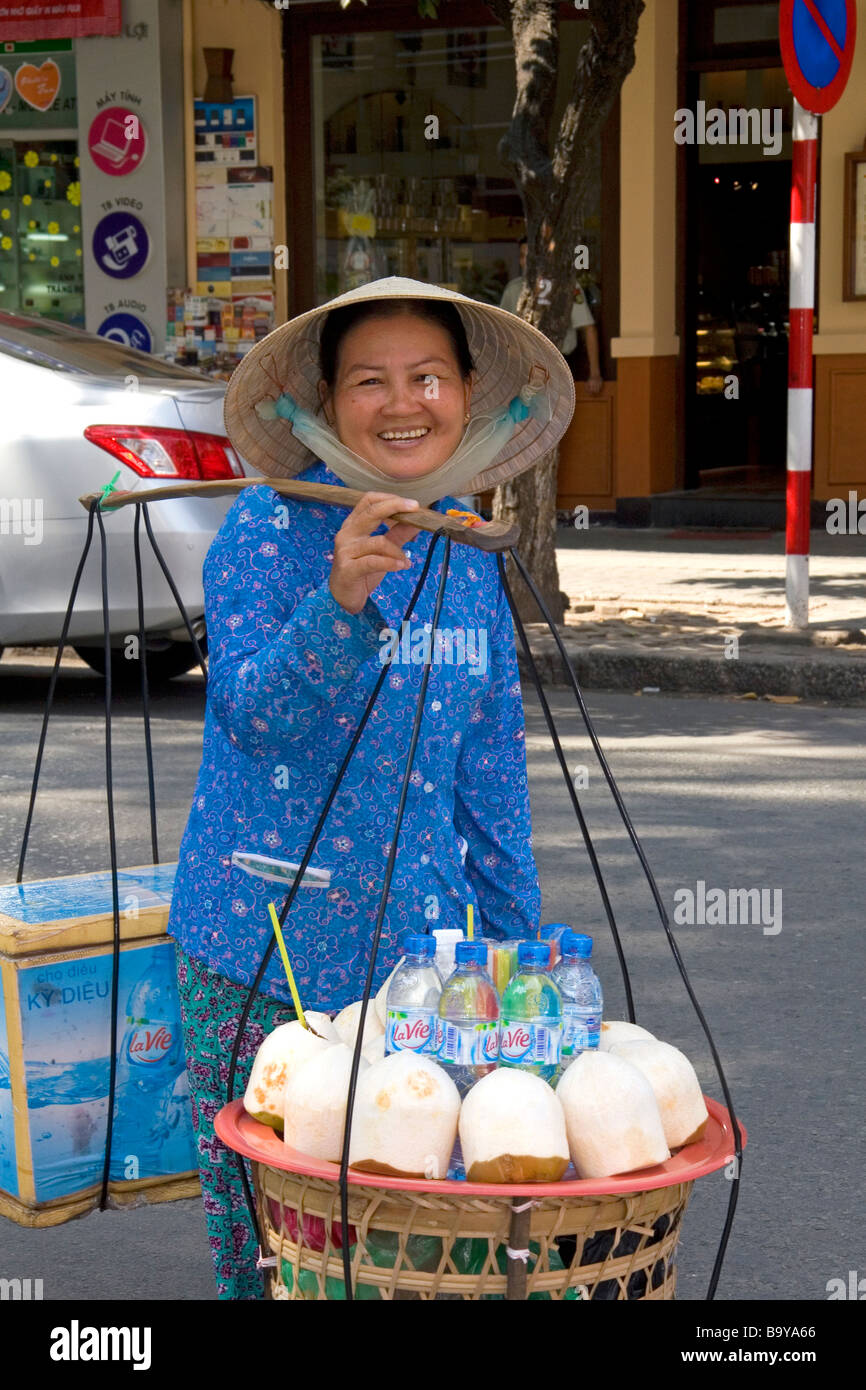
[779,0,856,114]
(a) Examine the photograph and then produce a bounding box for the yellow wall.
[612,0,679,360]
[185,0,287,323]
[608,0,679,501]
[814,4,866,355]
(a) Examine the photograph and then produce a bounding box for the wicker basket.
[255,1164,693,1301]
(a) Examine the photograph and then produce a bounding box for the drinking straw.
[467,903,474,940]
[267,901,307,1028]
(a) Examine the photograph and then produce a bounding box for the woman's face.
[318,312,472,479]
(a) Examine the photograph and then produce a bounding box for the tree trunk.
[494,447,563,623]
[487,0,645,624]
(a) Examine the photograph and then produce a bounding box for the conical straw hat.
[223,276,575,495]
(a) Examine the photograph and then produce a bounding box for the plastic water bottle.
[432,927,464,983]
[551,931,603,1080]
[385,936,442,1057]
[437,941,500,1098]
[499,941,563,1083]
[114,949,187,1176]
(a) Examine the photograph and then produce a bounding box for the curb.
[518,635,866,703]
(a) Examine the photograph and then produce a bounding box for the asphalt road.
[0,657,863,1302]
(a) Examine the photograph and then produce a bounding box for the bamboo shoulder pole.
[78,477,519,553]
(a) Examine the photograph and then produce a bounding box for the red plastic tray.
[215,1096,745,1198]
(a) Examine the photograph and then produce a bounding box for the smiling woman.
[317,299,474,483]
[166,275,574,1298]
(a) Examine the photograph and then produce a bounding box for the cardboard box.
[0,864,199,1227]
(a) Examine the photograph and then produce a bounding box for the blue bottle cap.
[517,941,550,968]
[455,941,487,966]
[404,934,435,957]
[539,923,570,939]
[562,931,593,958]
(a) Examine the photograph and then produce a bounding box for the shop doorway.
[683,65,793,495]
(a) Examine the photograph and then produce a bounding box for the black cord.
[225,533,449,1282]
[16,504,97,883]
[497,555,635,1021]
[94,503,122,1211]
[506,546,742,1301]
[337,534,452,1301]
[140,503,208,680]
[133,505,159,864]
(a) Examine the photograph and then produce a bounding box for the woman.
[166,277,574,1298]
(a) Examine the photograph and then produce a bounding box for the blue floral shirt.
[167,459,541,1010]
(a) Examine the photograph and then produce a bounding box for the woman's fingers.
[341,534,411,567]
[329,493,420,613]
[340,492,420,539]
[384,521,421,547]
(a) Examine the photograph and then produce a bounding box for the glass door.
[683,64,792,490]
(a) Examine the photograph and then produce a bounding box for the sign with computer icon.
[87,105,148,177]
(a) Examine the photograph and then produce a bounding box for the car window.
[0,312,207,381]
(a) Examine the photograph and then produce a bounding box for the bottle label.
[126,1023,176,1066]
[500,1018,562,1066]
[438,1020,499,1066]
[386,1008,436,1054]
[561,1005,601,1056]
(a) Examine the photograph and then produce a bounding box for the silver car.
[0,311,251,682]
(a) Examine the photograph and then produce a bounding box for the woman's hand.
[329,492,421,615]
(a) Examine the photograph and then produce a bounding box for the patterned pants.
[175,945,296,1300]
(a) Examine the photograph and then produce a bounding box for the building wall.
[610,0,866,507]
[813,3,866,502]
[608,0,680,508]
[185,0,286,323]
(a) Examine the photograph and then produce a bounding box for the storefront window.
[310,22,602,322]
[0,41,82,325]
[0,139,84,324]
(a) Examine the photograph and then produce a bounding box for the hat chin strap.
[255,381,550,507]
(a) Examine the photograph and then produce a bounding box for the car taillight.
[84,425,244,480]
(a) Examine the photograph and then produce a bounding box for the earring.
[464,412,470,424]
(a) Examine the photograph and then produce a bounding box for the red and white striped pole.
[785,98,818,628]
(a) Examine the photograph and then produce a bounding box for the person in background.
[500,236,603,396]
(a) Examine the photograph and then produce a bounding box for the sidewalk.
[517,526,866,703]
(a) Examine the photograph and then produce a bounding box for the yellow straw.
[268,901,307,1028]
[467,903,474,940]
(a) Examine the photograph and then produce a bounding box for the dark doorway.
[683,66,793,493]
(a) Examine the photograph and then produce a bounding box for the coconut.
[609,1039,709,1148]
[598,1020,656,1052]
[333,999,386,1050]
[283,1043,369,1162]
[459,1069,569,1183]
[555,1050,670,1178]
[361,1034,386,1066]
[243,1017,337,1131]
[374,963,403,1029]
[348,1051,460,1180]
